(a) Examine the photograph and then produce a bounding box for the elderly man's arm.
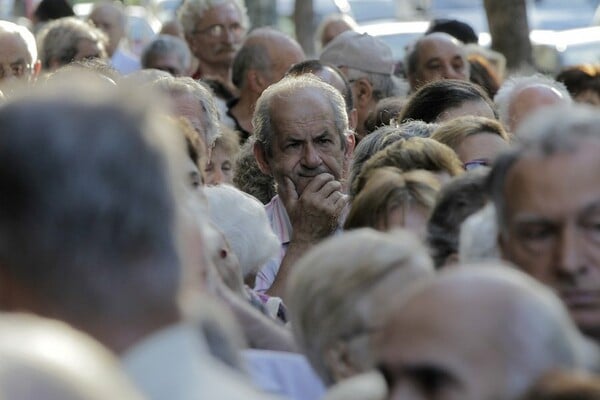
[266,173,347,301]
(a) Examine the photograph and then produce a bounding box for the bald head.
[377,265,592,400]
[507,84,570,133]
[232,27,304,94]
[89,2,126,57]
[407,32,470,91]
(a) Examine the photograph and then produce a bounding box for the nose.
[554,224,588,281]
[301,143,322,169]
[208,168,224,186]
[442,64,462,80]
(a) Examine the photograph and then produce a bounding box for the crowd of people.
[0,0,599,399]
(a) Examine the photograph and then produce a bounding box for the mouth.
[559,289,600,309]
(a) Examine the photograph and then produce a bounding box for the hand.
[279,173,348,243]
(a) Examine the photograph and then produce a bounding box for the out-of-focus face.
[205,144,234,185]
[74,38,106,62]
[500,139,600,339]
[575,89,600,107]
[435,99,496,123]
[377,286,509,400]
[0,33,34,83]
[455,132,509,167]
[186,2,245,69]
[147,52,188,77]
[263,87,351,196]
[410,33,470,91]
[88,4,124,57]
[380,201,430,239]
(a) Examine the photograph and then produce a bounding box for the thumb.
[279,176,298,210]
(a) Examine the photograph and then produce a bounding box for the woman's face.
[379,201,430,239]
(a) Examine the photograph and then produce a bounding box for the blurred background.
[8,0,600,75]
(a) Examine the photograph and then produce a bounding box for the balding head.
[231,27,304,94]
[88,2,126,57]
[406,32,470,92]
[376,265,593,400]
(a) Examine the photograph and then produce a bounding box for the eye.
[517,223,555,242]
[221,161,232,172]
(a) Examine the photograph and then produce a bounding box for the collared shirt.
[255,195,291,293]
[254,195,345,293]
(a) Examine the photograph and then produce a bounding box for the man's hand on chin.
[280,173,348,243]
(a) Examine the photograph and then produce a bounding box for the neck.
[230,90,258,134]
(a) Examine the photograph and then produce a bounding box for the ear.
[253,141,272,176]
[247,69,268,93]
[354,78,374,108]
[348,108,358,132]
[32,60,42,79]
[324,341,357,382]
[344,130,356,160]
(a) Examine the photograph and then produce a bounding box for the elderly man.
[0,79,278,399]
[141,34,192,77]
[225,27,305,140]
[153,76,221,152]
[253,75,355,299]
[376,266,595,400]
[488,104,600,344]
[320,31,397,140]
[36,16,107,72]
[0,21,40,85]
[88,1,140,75]
[494,74,572,133]
[405,32,470,93]
[178,0,248,99]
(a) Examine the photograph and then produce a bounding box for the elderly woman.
[345,167,440,238]
[286,228,434,386]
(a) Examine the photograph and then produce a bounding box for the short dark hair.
[399,79,497,123]
[427,169,489,268]
[426,19,478,44]
[0,98,180,322]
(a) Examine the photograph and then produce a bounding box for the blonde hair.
[431,115,509,152]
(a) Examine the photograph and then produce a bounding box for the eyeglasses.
[194,23,245,38]
[463,159,490,171]
[0,61,31,79]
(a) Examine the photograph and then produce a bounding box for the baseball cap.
[319,31,394,75]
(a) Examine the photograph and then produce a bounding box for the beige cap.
[319,31,394,75]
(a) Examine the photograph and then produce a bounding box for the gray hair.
[459,203,500,264]
[494,73,571,129]
[349,121,438,197]
[36,17,107,70]
[153,76,221,147]
[178,0,249,37]
[488,104,600,234]
[141,34,192,73]
[204,184,279,278]
[346,67,398,101]
[0,20,37,64]
[287,228,434,385]
[253,74,350,157]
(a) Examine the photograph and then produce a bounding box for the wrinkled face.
[376,291,508,400]
[410,34,470,91]
[0,33,33,83]
[500,140,600,339]
[455,132,509,167]
[435,100,496,123]
[186,2,245,68]
[147,52,188,77]
[264,88,350,196]
[88,5,124,56]
[205,144,234,185]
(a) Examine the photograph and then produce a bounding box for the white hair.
[494,74,571,129]
[459,203,500,264]
[178,0,249,37]
[0,20,37,63]
[204,184,279,278]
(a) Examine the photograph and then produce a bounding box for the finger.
[318,179,343,199]
[333,193,349,213]
[279,176,298,210]
[302,173,334,194]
